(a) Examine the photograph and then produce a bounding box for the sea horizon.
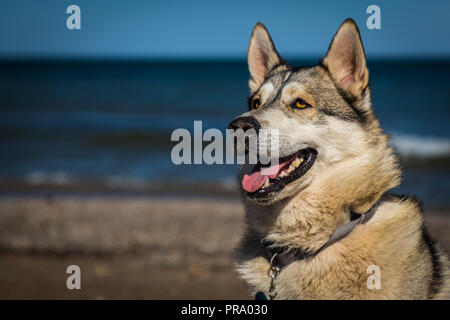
[1,58,449,206]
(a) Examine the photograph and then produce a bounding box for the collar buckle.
[267,252,280,299]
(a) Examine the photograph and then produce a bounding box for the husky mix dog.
[228,19,450,299]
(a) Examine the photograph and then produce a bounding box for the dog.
[228,19,450,299]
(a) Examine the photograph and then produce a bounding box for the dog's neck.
[243,143,401,254]
[244,191,349,254]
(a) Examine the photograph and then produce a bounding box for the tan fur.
[233,19,450,300]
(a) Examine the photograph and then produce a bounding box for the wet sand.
[0,195,448,299]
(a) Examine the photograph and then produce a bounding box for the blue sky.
[1,0,449,59]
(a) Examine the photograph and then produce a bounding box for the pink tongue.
[242,160,290,193]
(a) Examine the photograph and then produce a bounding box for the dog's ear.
[322,19,369,98]
[248,23,282,93]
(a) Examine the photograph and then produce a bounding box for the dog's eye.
[252,98,261,110]
[291,98,310,110]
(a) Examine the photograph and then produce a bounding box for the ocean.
[0,59,449,205]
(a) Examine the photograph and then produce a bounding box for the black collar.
[262,198,381,270]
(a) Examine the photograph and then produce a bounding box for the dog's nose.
[228,116,261,133]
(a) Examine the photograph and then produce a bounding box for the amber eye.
[292,98,310,110]
[252,98,261,109]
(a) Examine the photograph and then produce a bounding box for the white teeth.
[287,165,295,173]
[264,179,270,188]
[279,171,288,177]
[292,157,303,168]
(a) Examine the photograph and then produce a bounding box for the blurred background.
[0,0,449,299]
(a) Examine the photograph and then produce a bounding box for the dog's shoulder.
[362,193,450,299]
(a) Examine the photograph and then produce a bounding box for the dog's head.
[229,19,400,207]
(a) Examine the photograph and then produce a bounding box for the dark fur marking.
[317,63,370,125]
[385,192,424,211]
[421,225,443,298]
[318,58,328,72]
[268,60,289,76]
[320,108,360,123]
[388,192,443,298]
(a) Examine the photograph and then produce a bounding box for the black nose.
[228,116,261,133]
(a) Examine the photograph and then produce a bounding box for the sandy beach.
[0,194,449,299]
